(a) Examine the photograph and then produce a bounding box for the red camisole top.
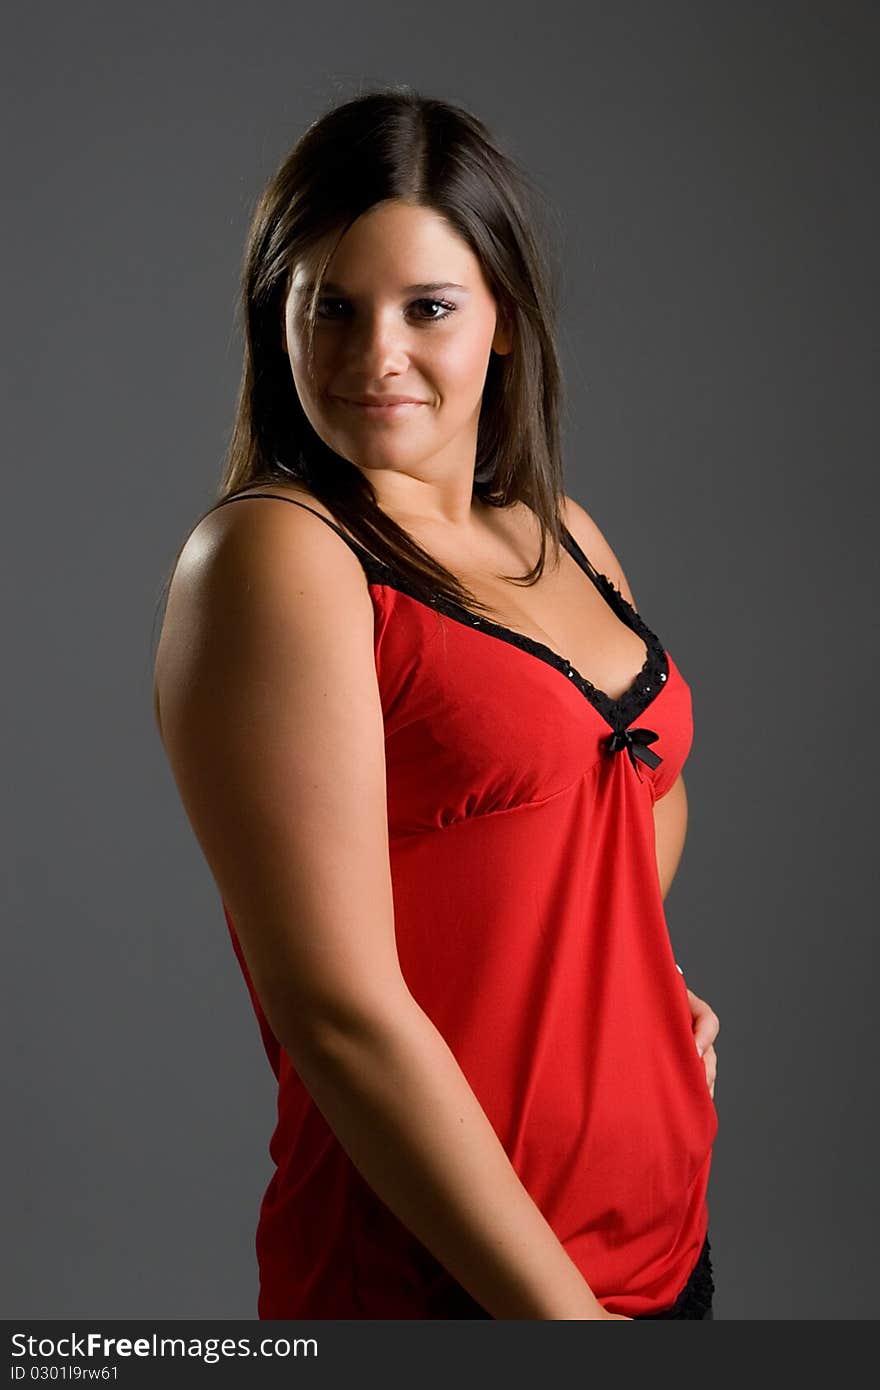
[210,491,718,1318]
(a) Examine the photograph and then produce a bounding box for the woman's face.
[282,200,511,480]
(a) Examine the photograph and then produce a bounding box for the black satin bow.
[605,726,662,779]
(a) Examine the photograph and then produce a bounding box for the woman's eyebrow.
[298,280,469,295]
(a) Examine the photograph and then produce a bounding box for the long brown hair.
[153,84,569,650]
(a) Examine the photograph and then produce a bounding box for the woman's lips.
[337,398,427,420]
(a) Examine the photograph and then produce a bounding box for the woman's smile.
[335,397,428,421]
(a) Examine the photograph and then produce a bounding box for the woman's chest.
[400,517,651,708]
[371,585,694,834]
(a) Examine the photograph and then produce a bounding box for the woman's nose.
[342,309,411,372]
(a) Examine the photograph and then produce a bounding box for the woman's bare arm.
[154,497,621,1321]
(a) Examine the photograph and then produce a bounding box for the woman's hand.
[686,986,719,1099]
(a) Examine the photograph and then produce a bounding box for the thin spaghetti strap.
[560,524,605,591]
[206,492,390,582]
[561,523,646,628]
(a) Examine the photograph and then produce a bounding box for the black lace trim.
[366,525,669,735]
[634,1235,716,1319]
[206,493,669,734]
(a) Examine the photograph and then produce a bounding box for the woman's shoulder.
[561,493,637,609]
[154,483,374,740]
[198,480,341,533]
[179,481,367,576]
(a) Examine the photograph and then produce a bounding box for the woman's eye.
[315,298,457,323]
[314,298,348,319]
[411,298,457,322]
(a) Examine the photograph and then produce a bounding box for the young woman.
[152,87,720,1320]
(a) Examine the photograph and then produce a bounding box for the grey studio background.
[3,2,877,1322]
